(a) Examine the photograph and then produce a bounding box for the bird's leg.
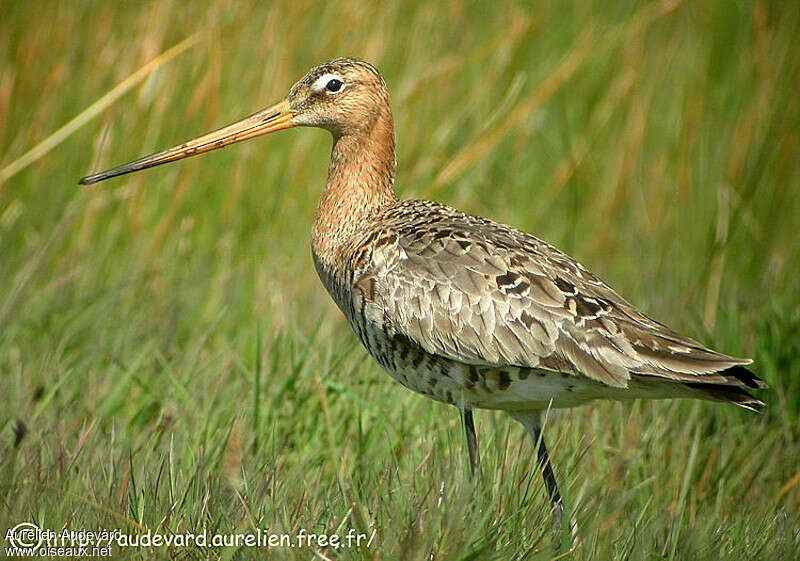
[460,408,481,479]
[530,423,563,528]
[508,410,565,540]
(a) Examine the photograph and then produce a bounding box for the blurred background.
[1,1,799,559]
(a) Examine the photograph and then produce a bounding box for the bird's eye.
[325,79,343,93]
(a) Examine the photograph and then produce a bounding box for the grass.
[1,0,799,558]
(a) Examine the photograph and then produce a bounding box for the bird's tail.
[683,365,767,413]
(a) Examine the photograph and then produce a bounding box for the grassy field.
[2,0,799,559]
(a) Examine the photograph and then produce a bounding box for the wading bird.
[80,58,766,530]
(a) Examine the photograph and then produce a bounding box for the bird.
[80,57,766,531]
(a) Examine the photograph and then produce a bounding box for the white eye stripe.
[312,73,345,93]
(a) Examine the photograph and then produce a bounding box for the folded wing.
[357,200,756,390]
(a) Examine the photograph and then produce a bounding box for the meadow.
[1,0,799,559]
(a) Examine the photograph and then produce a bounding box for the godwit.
[80,58,766,528]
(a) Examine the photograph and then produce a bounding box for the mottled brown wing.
[358,200,751,388]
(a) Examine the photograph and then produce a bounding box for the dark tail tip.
[684,382,765,413]
[724,365,768,389]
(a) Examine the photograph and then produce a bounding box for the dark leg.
[461,408,481,478]
[508,410,565,539]
[531,424,563,521]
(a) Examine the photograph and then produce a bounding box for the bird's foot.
[550,498,579,554]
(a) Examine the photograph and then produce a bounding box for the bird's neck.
[312,108,397,261]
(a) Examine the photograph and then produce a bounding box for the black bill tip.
[78,174,102,185]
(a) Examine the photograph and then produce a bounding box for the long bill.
[79,100,296,185]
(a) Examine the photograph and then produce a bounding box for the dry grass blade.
[774,470,800,506]
[0,33,199,187]
[426,30,594,198]
[426,0,684,197]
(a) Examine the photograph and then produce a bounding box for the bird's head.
[287,58,389,137]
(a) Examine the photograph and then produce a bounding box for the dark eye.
[325,79,343,92]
